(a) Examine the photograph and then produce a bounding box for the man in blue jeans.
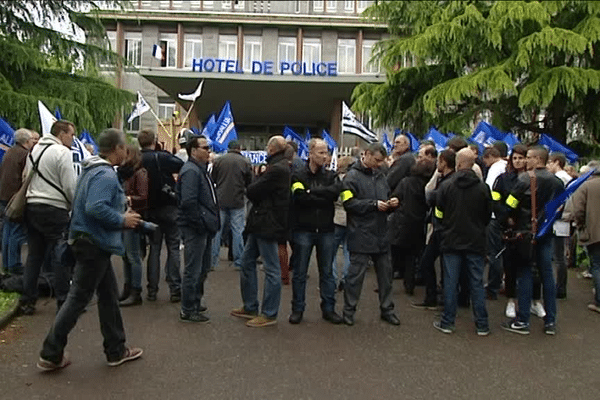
[176,135,219,323]
[38,128,142,371]
[231,136,290,327]
[210,140,252,270]
[434,148,492,336]
[288,138,342,325]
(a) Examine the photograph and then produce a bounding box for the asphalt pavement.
[1,248,599,400]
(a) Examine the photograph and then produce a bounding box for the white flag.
[127,91,151,124]
[341,101,377,143]
[152,44,162,60]
[38,101,57,137]
[178,79,204,102]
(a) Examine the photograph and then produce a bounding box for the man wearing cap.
[210,140,252,270]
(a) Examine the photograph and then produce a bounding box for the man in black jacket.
[501,146,564,336]
[341,142,401,326]
[138,129,184,302]
[434,148,492,336]
[289,138,342,325]
[231,135,290,328]
[176,135,219,323]
[210,140,252,270]
[387,134,415,192]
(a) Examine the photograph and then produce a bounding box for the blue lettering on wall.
[190,58,338,76]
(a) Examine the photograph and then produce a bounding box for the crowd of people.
[0,120,598,371]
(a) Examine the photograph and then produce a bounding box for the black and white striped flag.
[341,101,377,143]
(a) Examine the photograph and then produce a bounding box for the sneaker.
[476,327,491,336]
[501,319,530,335]
[180,311,210,323]
[587,303,600,314]
[544,323,556,335]
[107,347,143,367]
[530,302,546,318]
[505,300,516,319]
[433,320,454,334]
[230,307,258,320]
[411,301,438,310]
[582,271,593,279]
[37,353,71,372]
[246,315,277,327]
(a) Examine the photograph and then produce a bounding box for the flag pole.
[148,107,171,138]
[180,101,195,128]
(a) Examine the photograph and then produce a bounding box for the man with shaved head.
[231,135,291,327]
[433,147,492,336]
[288,138,342,325]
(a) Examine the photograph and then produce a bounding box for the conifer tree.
[353,1,600,143]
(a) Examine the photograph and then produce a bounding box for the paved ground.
[1,249,600,400]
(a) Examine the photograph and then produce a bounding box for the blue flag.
[54,107,62,120]
[304,128,312,145]
[321,129,337,153]
[201,114,217,141]
[537,168,595,238]
[503,132,521,152]
[382,133,393,155]
[468,121,507,153]
[538,134,578,164]
[423,127,448,152]
[212,101,238,153]
[79,130,99,155]
[283,126,309,160]
[0,117,15,164]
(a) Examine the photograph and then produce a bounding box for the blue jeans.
[586,242,600,306]
[290,230,336,313]
[441,251,488,330]
[180,226,212,315]
[123,230,143,290]
[486,219,504,295]
[40,238,126,364]
[147,205,181,296]
[239,233,281,318]
[2,216,27,275]
[331,225,350,284]
[211,207,245,269]
[516,236,556,325]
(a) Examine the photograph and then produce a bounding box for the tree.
[0,1,134,134]
[353,1,600,144]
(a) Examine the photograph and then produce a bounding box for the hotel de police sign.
[191,58,338,76]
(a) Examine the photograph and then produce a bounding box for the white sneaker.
[505,300,516,318]
[530,302,546,318]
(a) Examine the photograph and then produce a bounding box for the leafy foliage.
[0,1,133,135]
[355,0,600,144]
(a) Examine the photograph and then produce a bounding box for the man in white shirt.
[547,152,572,186]
[482,146,507,300]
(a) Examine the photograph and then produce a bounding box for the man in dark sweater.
[210,140,252,270]
[434,148,492,336]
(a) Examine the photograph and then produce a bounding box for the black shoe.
[500,319,530,335]
[342,314,354,326]
[146,293,157,302]
[18,303,35,316]
[322,310,343,324]
[556,292,567,299]
[180,311,210,323]
[120,291,143,307]
[170,293,181,303]
[288,311,303,324]
[381,313,401,326]
[411,301,438,310]
[544,323,556,335]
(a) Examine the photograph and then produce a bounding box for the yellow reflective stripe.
[491,191,501,201]
[506,194,519,209]
[291,181,305,193]
[434,207,443,219]
[340,190,354,202]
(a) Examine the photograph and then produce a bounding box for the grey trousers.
[343,251,395,318]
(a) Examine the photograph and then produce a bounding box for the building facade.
[99,0,388,151]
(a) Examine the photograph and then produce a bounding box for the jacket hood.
[82,155,111,170]
[37,134,63,147]
[454,169,480,189]
[351,160,379,175]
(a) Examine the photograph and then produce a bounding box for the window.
[172,0,183,9]
[158,102,176,120]
[100,30,117,66]
[357,0,369,12]
[219,35,238,59]
[327,0,337,12]
[160,0,171,9]
[243,36,262,72]
[190,0,202,9]
[278,37,296,65]
[159,33,177,68]
[344,0,354,12]
[362,39,380,74]
[234,0,245,10]
[124,32,142,67]
[140,0,153,9]
[203,0,214,8]
[303,38,321,64]
[184,36,203,68]
[337,39,355,74]
[295,0,301,13]
[313,0,323,12]
[222,0,232,8]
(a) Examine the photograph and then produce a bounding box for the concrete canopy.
[139,68,385,128]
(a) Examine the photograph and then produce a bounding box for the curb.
[0,299,19,331]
